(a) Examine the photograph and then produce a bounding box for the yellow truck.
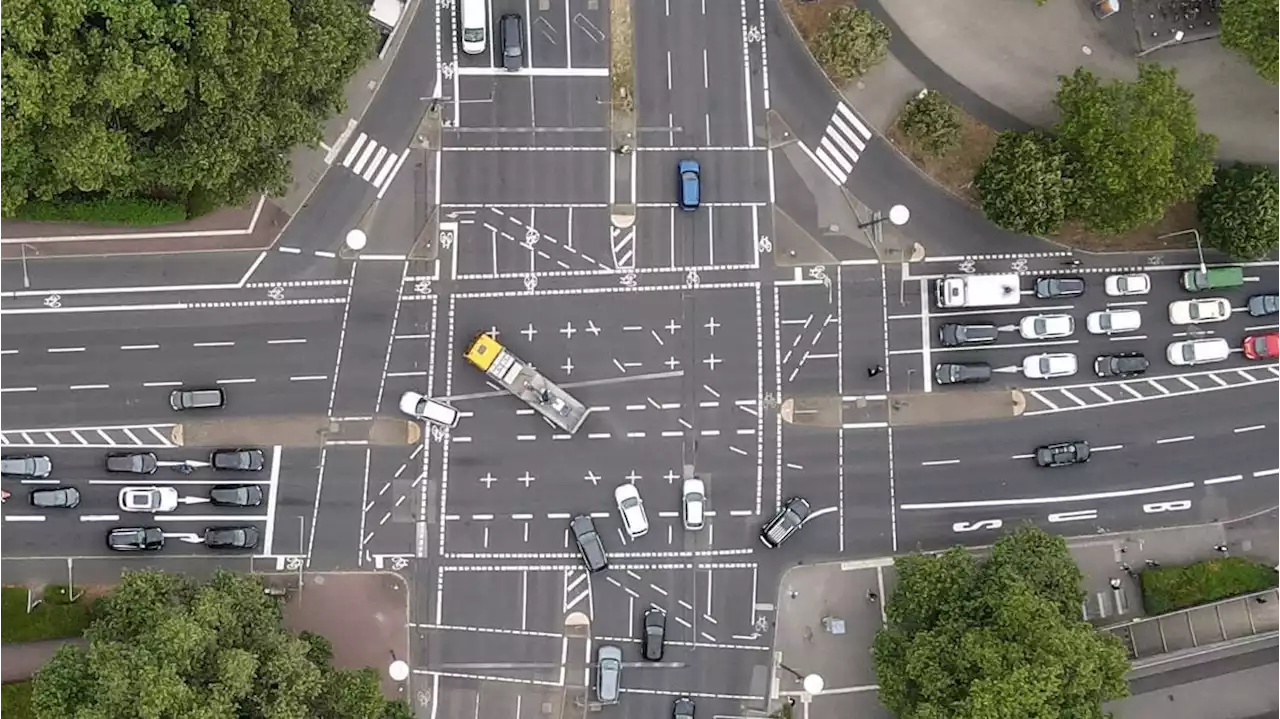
[464,332,589,434]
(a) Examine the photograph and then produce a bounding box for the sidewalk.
[844,0,1278,164]
[1,638,86,683]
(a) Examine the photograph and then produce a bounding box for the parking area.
[444,0,609,74]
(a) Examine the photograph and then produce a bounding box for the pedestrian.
[1109,577,1122,590]
[866,364,884,378]
[1119,546,1127,554]
[1121,563,1134,576]
[1145,559,1161,568]
[1257,596,1268,604]
[1214,544,1229,553]
[866,590,879,603]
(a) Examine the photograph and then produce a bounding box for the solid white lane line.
[1253,468,1279,477]
[121,344,160,350]
[47,347,85,353]
[0,387,37,393]
[1010,453,1035,460]
[920,459,960,466]
[216,378,256,384]
[268,338,307,344]
[143,381,183,387]
[1092,445,1124,452]
[4,516,46,522]
[902,480,1197,510]
[192,341,234,348]
[290,375,328,382]
[1203,474,1244,485]
[1156,435,1195,444]
[79,514,120,522]
[1234,425,1266,433]
[0,349,17,355]
[69,384,109,390]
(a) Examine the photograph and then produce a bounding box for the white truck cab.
[935,274,1021,309]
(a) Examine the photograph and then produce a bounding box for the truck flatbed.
[464,333,589,434]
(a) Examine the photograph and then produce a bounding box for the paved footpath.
[1,638,86,683]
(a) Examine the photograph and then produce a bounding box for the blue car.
[678,159,700,210]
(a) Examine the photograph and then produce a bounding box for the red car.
[1243,332,1279,360]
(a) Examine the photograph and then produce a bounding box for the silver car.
[595,645,623,704]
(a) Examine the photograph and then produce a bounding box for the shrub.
[1198,163,1280,260]
[975,131,1068,236]
[812,7,891,82]
[1219,0,1279,83]
[13,196,188,226]
[897,90,963,157]
[1140,557,1279,614]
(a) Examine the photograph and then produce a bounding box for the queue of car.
[934,270,1278,386]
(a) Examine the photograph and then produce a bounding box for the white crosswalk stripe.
[340,132,405,192]
[813,102,874,186]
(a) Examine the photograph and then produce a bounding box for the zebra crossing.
[813,102,874,187]
[340,132,408,198]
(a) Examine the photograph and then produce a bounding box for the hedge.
[13,196,188,226]
[1140,557,1279,615]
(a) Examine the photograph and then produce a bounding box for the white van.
[459,0,488,55]
[398,391,461,428]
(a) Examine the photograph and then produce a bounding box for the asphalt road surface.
[2,0,1277,717]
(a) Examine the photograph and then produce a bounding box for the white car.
[1022,353,1078,379]
[1104,273,1151,297]
[1168,298,1231,325]
[1018,314,1075,340]
[1085,309,1142,334]
[398,391,460,428]
[681,478,706,531]
[614,483,649,538]
[118,486,180,513]
[1167,338,1231,366]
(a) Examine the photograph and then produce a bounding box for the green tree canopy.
[1054,65,1217,235]
[1219,0,1280,83]
[0,0,376,217]
[898,90,963,157]
[812,7,891,82]
[1198,163,1280,260]
[974,131,1068,236]
[30,570,408,719]
[873,524,1131,719]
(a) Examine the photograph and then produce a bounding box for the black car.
[107,526,164,552]
[1094,352,1150,378]
[672,697,696,719]
[935,362,993,385]
[938,323,999,347]
[1034,441,1091,468]
[29,487,81,509]
[105,452,158,474]
[211,448,266,472]
[760,497,810,548]
[1033,276,1085,299]
[1247,294,1279,317]
[1,454,52,479]
[500,13,524,71]
[641,607,666,661]
[209,484,264,507]
[204,526,260,550]
[569,515,608,573]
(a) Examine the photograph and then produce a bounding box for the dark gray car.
[29,487,81,509]
[642,607,666,661]
[105,452,158,474]
[500,14,524,71]
[935,362,993,385]
[204,526,260,550]
[569,515,608,572]
[1247,294,1278,317]
[1034,276,1085,299]
[672,697,696,719]
[209,484,263,507]
[1035,441,1091,467]
[1094,353,1149,378]
[2,455,52,479]
[211,448,265,471]
[938,323,999,347]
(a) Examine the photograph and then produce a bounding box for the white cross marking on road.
[586,320,601,336]
[518,472,536,488]
[665,319,682,334]
[560,322,577,339]
[561,357,575,375]
[703,354,723,370]
[521,323,538,342]
[487,326,501,339]
[664,470,680,484]
[479,473,498,489]
[584,471,600,486]
[625,470,642,483]
[704,317,721,336]
[665,356,681,370]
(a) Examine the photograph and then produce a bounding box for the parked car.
[28,487,81,509]
[1085,309,1142,335]
[105,452,158,474]
[672,697,697,719]
[641,607,667,661]
[681,477,706,531]
[1094,353,1150,378]
[1,454,52,479]
[211,448,266,472]
[594,645,623,705]
[760,497,810,548]
[569,515,608,572]
[499,13,524,71]
[1022,353,1078,379]
[1035,440,1091,468]
[1168,298,1231,325]
[1166,338,1230,366]
[615,483,649,538]
[1019,314,1075,340]
[678,159,701,211]
[935,362,993,385]
[208,484,264,507]
[106,526,164,552]
[168,387,225,411]
[1243,333,1279,360]
[937,323,999,347]
[1103,273,1151,297]
[118,486,180,513]
[1033,276,1085,299]
[204,526,260,550]
[1247,294,1279,317]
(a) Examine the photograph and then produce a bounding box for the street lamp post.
[1136,30,1184,57]
[858,204,911,231]
[342,228,368,259]
[1158,228,1206,274]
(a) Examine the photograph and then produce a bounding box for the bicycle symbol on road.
[808,265,828,282]
[522,227,541,249]
[761,392,780,410]
[416,690,432,708]
[745,25,763,43]
[1010,258,1028,273]
[685,269,701,287]
[523,273,538,292]
[958,259,976,274]
[389,556,410,571]
[430,424,447,444]
[438,230,454,250]
[757,235,772,254]
[1147,255,1164,266]
[754,615,771,633]
[284,556,304,571]
[267,285,285,301]
[43,293,62,309]
[414,279,432,295]
[442,62,456,79]
[619,272,638,287]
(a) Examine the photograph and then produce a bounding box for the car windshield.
[1181,345,1197,361]
[682,171,697,182]
[463,28,484,41]
[1038,358,1052,374]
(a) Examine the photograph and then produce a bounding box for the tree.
[29,570,409,719]
[812,7,891,82]
[873,524,1131,719]
[0,0,377,217]
[897,90,963,157]
[974,131,1068,236]
[1054,65,1217,235]
[1218,0,1279,83]
[1198,163,1280,260]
